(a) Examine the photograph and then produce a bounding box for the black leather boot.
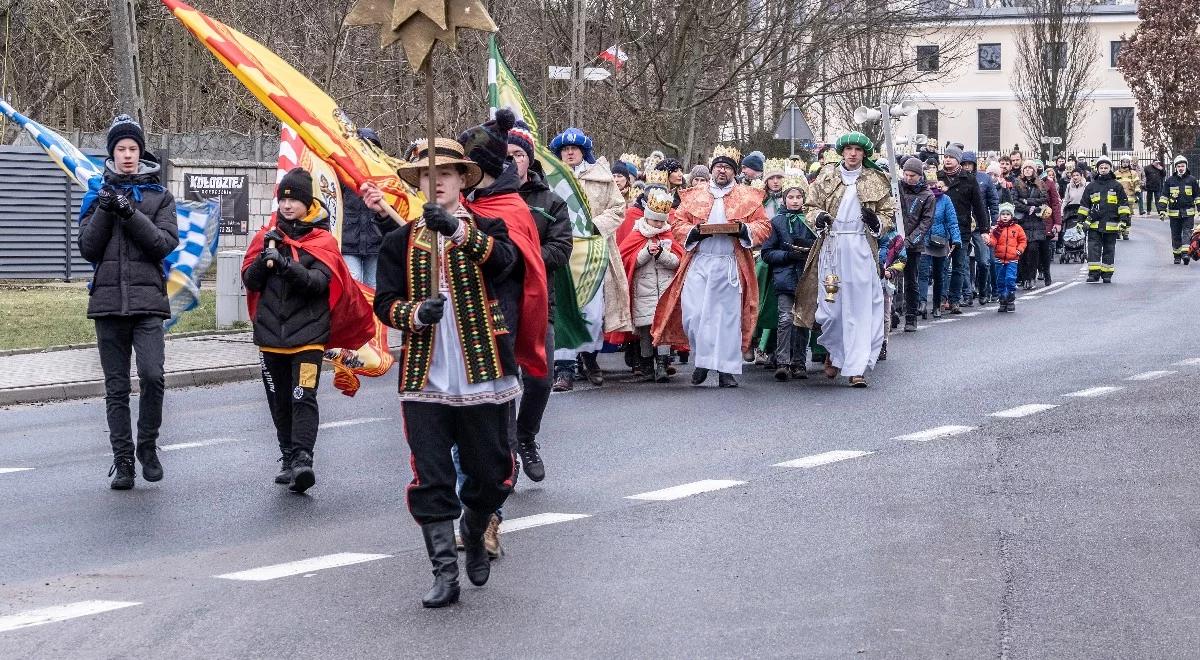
[718,372,739,388]
[459,508,492,586]
[274,447,293,485]
[653,356,670,383]
[289,449,316,494]
[420,521,460,608]
[136,443,163,482]
[109,457,135,490]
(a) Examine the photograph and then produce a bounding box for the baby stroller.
[1060,225,1086,264]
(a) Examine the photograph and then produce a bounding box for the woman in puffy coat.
[1012,161,1049,289]
[916,172,960,319]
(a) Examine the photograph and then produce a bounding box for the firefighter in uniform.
[1078,156,1129,283]
[1157,155,1199,265]
[1114,155,1140,241]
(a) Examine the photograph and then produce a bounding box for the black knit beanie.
[458,108,516,179]
[277,167,314,208]
[106,114,145,157]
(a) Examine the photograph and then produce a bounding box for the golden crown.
[712,144,742,164]
[750,178,766,190]
[781,174,809,193]
[644,187,674,215]
[763,158,790,175]
[644,169,669,186]
[619,153,643,169]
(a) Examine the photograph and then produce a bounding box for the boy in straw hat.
[369,138,521,608]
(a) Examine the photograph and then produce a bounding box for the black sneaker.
[289,449,316,494]
[274,450,293,485]
[517,440,546,482]
[691,367,710,385]
[136,444,163,482]
[109,457,135,490]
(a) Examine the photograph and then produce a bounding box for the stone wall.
[166,159,276,251]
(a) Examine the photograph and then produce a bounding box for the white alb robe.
[815,166,884,377]
[681,182,752,375]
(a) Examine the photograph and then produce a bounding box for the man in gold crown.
[652,145,773,388]
[795,132,895,388]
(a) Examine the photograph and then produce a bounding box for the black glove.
[686,226,708,245]
[113,194,135,219]
[737,222,750,243]
[96,187,116,211]
[860,205,880,232]
[416,295,446,325]
[422,202,460,237]
[260,246,287,270]
[787,250,807,264]
[813,211,832,231]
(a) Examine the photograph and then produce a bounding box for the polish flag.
[599,45,628,68]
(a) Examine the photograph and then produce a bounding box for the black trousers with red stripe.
[401,401,514,525]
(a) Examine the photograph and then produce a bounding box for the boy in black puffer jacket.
[78,114,180,491]
[242,168,333,494]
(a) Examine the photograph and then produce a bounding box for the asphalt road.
[1,217,1198,658]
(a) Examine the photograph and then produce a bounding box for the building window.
[1042,42,1066,70]
[917,109,939,143]
[978,109,1001,152]
[978,43,1001,71]
[1110,40,1125,68]
[917,45,940,72]
[1111,107,1134,151]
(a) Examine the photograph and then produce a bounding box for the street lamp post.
[855,98,918,237]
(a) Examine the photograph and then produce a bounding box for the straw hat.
[397,137,482,189]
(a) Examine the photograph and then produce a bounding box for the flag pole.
[423,57,440,296]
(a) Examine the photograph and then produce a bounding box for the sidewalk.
[0,333,263,406]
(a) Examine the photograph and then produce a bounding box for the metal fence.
[0,146,99,280]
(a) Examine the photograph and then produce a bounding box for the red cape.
[242,217,375,352]
[464,192,549,379]
[604,224,684,345]
[616,205,642,246]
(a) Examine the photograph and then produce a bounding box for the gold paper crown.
[619,153,644,169]
[712,144,742,164]
[781,173,809,193]
[763,158,790,175]
[644,187,674,215]
[645,169,669,186]
[750,178,766,190]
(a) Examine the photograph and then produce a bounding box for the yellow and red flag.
[162,0,421,220]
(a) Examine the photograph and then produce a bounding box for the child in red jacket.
[987,202,1027,313]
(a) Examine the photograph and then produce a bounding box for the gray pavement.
[1,216,1199,658]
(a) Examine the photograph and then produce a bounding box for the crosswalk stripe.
[989,404,1059,418]
[1126,370,1176,381]
[0,467,33,475]
[892,425,977,442]
[774,450,872,469]
[1064,386,1123,398]
[501,513,590,533]
[1040,281,1082,296]
[0,601,140,633]
[215,552,391,581]
[625,479,745,501]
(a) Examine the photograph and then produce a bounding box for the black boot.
[718,372,738,388]
[691,367,710,386]
[878,341,888,361]
[904,315,917,332]
[459,508,492,586]
[136,442,163,483]
[517,439,545,482]
[289,449,316,494]
[654,356,670,383]
[420,521,460,608]
[274,447,293,485]
[109,457,135,490]
[581,352,604,386]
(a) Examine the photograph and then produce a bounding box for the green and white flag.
[488,36,608,348]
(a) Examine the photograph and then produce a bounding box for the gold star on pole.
[345,0,496,72]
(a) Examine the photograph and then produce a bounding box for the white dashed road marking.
[989,404,1059,418]
[215,553,391,581]
[626,479,745,501]
[959,311,982,317]
[319,417,389,430]
[932,318,960,324]
[501,513,590,533]
[160,438,243,452]
[1173,358,1200,366]
[774,450,872,469]
[1064,386,1123,398]
[1126,370,1176,381]
[1040,281,1082,296]
[0,467,33,475]
[0,601,140,633]
[892,425,977,442]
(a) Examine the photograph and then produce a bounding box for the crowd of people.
[76,110,1200,610]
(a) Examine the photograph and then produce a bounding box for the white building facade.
[895,1,1140,157]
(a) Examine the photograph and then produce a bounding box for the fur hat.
[549,127,595,164]
[457,108,516,179]
[106,114,145,157]
[277,167,314,208]
[507,119,536,161]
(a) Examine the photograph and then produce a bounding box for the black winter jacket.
[898,181,936,250]
[518,170,573,319]
[340,184,384,257]
[760,210,816,295]
[242,215,334,349]
[938,167,991,235]
[1080,172,1130,233]
[1012,176,1049,241]
[78,161,180,319]
[1144,164,1165,193]
[1159,171,1199,218]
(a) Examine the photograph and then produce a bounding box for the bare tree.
[1011,0,1098,157]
